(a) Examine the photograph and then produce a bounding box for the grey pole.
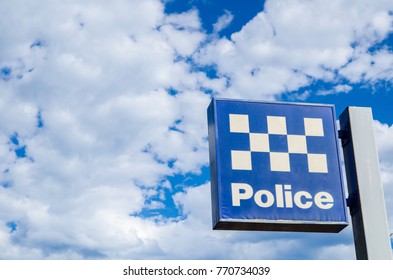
[339,107,392,260]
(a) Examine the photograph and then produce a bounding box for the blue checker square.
[208,98,348,233]
[268,134,288,152]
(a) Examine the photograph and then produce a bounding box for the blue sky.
[0,0,392,259]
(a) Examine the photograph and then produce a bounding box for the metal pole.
[339,107,392,260]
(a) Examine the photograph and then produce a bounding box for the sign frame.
[208,98,348,233]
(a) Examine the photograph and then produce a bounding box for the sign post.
[339,107,393,260]
[208,99,392,259]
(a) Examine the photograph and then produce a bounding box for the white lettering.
[231,183,334,210]
[275,184,284,208]
[254,190,274,207]
[314,192,334,209]
[284,184,293,208]
[231,183,253,206]
[294,191,313,209]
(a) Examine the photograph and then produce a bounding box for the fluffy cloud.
[196,0,393,99]
[213,10,234,34]
[0,0,392,259]
[374,121,393,233]
[0,0,213,259]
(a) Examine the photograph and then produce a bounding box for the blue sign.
[208,98,348,232]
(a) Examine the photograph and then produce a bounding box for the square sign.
[208,98,348,232]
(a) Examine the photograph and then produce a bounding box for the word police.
[231,183,334,209]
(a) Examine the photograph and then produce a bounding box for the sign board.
[208,98,348,232]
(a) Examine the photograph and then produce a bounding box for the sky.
[0,0,392,259]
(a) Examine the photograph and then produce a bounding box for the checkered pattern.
[229,114,328,173]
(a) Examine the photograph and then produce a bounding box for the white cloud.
[316,244,356,260]
[0,0,392,260]
[0,0,213,259]
[196,0,393,99]
[160,9,205,57]
[374,121,393,234]
[213,10,234,34]
[317,84,353,96]
[340,49,393,83]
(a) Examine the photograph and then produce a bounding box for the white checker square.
[250,133,270,152]
[308,154,328,173]
[231,150,252,170]
[229,114,249,133]
[270,152,290,172]
[287,135,307,154]
[304,118,324,136]
[267,116,287,135]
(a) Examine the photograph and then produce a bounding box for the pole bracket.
[346,192,359,216]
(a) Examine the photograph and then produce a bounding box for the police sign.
[208,98,348,232]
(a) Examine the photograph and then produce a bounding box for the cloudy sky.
[0,0,392,259]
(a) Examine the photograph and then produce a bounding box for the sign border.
[208,98,348,233]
